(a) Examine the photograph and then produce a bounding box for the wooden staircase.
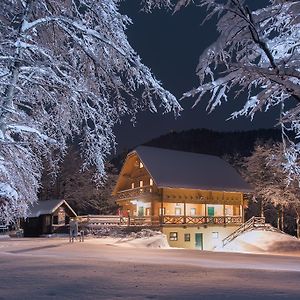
[222,216,266,247]
[222,216,287,247]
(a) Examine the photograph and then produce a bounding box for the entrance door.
[208,207,214,216]
[195,233,203,250]
[138,206,144,217]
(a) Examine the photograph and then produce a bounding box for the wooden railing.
[115,186,154,200]
[163,215,242,225]
[81,215,243,227]
[120,216,160,226]
[222,216,265,247]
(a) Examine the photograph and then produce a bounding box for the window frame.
[184,233,191,242]
[169,232,178,241]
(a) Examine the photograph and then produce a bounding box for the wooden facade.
[113,147,251,250]
[23,199,77,237]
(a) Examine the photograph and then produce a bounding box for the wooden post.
[205,203,207,223]
[223,192,226,225]
[242,196,245,223]
[160,190,164,226]
[183,201,186,224]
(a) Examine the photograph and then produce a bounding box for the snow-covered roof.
[27,199,77,218]
[133,146,253,193]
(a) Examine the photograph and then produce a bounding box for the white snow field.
[88,234,170,249]
[216,229,300,254]
[0,237,300,300]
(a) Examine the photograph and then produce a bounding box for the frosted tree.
[176,0,300,180]
[242,143,300,231]
[0,0,181,224]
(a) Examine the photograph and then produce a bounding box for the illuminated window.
[145,208,150,216]
[139,180,143,187]
[184,233,190,242]
[175,208,181,215]
[139,162,144,168]
[190,208,196,216]
[150,178,153,186]
[131,182,135,189]
[169,232,178,241]
[212,232,219,239]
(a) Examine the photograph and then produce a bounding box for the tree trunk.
[281,206,284,232]
[296,210,300,239]
[260,199,264,217]
[277,206,281,230]
[0,1,31,137]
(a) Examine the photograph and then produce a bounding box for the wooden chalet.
[23,199,77,237]
[113,146,253,250]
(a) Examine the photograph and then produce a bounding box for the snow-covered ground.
[215,229,300,254]
[88,235,170,249]
[0,237,300,299]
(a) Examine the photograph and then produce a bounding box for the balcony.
[115,186,154,201]
[163,215,242,225]
[120,215,242,226]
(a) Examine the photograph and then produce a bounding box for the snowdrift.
[215,229,300,254]
[0,234,10,240]
[87,229,170,249]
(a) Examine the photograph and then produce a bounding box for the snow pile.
[88,229,170,249]
[0,234,10,239]
[114,234,170,249]
[216,229,300,254]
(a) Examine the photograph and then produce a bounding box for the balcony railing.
[115,186,154,200]
[120,215,242,226]
[163,215,242,225]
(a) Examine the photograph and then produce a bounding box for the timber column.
[160,189,164,226]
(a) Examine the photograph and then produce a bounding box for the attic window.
[139,162,144,168]
[150,178,153,186]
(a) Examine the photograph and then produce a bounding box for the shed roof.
[27,199,77,218]
[133,146,252,193]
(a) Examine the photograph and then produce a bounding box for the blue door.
[195,233,203,250]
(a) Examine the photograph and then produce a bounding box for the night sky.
[115,0,276,152]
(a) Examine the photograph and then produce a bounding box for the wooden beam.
[183,200,186,224]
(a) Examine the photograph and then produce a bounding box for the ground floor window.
[184,233,190,242]
[169,232,178,241]
[212,232,219,239]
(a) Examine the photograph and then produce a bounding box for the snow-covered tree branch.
[177,0,300,181]
[242,143,300,209]
[0,0,181,224]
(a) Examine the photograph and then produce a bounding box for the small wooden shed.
[23,199,77,237]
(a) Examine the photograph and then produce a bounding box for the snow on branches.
[0,0,181,224]
[243,143,300,208]
[180,0,300,181]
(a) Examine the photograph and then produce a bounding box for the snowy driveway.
[0,238,300,299]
